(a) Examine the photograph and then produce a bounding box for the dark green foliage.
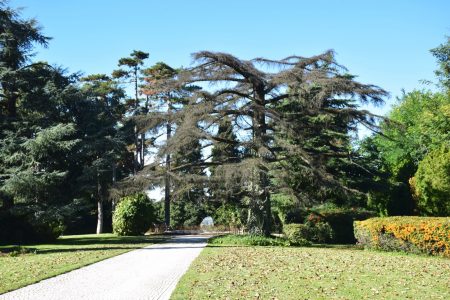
[170,199,208,228]
[0,209,64,244]
[213,203,246,229]
[169,130,208,228]
[283,222,333,244]
[283,208,309,224]
[308,205,375,243]
[273,89,370,208]
[279,203,375,244]
[113,193,156,236]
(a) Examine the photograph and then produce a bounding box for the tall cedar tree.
[0,3,84,221]
[78,74,129,233]
[120,62,199,228]
[139,62,179,228]
[169,51,387,235]
[112,50,149,174]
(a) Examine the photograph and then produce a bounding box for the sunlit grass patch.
[172,245,450,299]
[0,234,166,294]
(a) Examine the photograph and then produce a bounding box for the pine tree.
[77,74,129,233]
[112,50,150,174]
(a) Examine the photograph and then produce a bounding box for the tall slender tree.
[78,74,128,233]
[113,50,149,174]
[141,62,179,228]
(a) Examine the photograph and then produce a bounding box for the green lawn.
[172,244,450,299]
[0,234,166,294]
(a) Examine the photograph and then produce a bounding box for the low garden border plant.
[354,216,450,257]
[208,234,311,247]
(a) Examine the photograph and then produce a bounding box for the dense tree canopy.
[161,51,387,234]
[1,1,449,242]
[362,38,450,216]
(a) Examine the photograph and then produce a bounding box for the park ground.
[0,234,166,294]
[172,240,450,299]
[1,234,449,299]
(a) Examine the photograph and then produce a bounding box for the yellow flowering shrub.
[354,217,450,257]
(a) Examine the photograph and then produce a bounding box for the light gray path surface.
[0,235,209,300]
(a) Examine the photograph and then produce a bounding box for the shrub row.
[283,205,375,243]
[0,210,64,244]
[209,234,311,247]
[354,217,450,257]
[308,207,375,244]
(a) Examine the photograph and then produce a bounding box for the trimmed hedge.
[354,217,450,257]
[307,207,376,244]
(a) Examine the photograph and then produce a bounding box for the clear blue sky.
[10,0,450,116]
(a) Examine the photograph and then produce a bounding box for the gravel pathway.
[0,235,209,300]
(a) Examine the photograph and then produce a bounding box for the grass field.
[172,243,450,299]
[0,234,166,294]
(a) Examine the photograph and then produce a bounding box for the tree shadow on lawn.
[53,235,168,246]
[0,236,168,253]
[309,243,364,250]
[205,244,364,250]
[1,235,210,255]
[35,244,207,254]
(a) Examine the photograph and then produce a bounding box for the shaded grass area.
[172,243,450,299]
[0,234,166,294]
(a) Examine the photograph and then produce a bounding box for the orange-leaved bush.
[354,217,450,257]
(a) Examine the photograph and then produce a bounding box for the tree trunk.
[133,67,140,174]
[164,120,172,230]
[134,125,139,174]
[111,163,117,212]
[96,175,104,234]
[96,198,104,234]
[248,86,272,236]
[140,133,145,168]
[7,94,17,118]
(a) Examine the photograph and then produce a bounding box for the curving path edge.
[0,235,210,300]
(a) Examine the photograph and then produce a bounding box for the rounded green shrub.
[283,223,311,245]
[32,211,65,242]
[113,193,156,236]
[413,145,450,216]
[284,222,333,244]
